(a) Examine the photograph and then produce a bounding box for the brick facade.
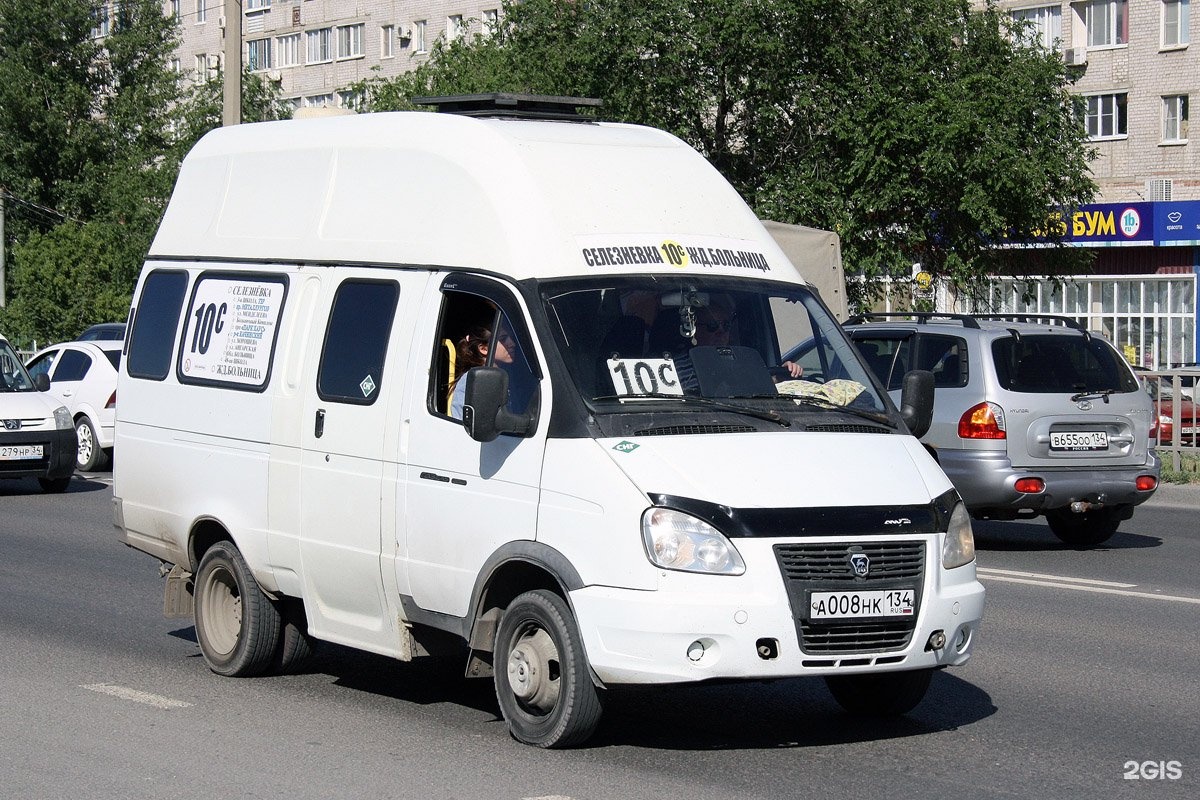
[990,1,1199,202]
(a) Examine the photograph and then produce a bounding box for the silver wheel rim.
[506,626,560,715]
[198,564,242,657]
[76,422,94,467]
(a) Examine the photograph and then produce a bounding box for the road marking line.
[977,574,1200,605]
[81,683,192,709]
[977,567,1136,588]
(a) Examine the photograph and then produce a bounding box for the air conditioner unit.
[1147,179,1174,202]
[1065,47,1087,66]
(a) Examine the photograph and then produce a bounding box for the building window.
[304,94,334,108]
[1163,0,1191,46]
[1010,5,1062,50]
[246,0,272,11]
[1086,93,1128,138]
[91,4,110,39]
[170,57,181,73]
[196,0,207,24]
[1085,0,1128,47]
[277,33,300,67]
[337,90,361,110]
[414,19,427,53]
[1163,95,1189,141]
[482,9,499,37]
[194,53,209,80]
[447,15,464,42]
[170,0,180,20]
[306,28,333,63]
[337,23,364,59]
[247,38,272,71]
[381,25,395,58]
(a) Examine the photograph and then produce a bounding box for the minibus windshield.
[540,277,889,420]
[0,340,37,392]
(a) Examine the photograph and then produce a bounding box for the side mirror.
[462,367,534,442]
[899,369,934,439]
[35,374,51,392]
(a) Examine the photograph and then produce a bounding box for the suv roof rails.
[845,312,981,329]
[413,93,603,121]
[846,311,1087,333]
[967,313,1085,331]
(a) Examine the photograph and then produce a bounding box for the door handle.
[314,409,325,438]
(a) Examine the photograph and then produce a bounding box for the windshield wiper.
[590,393,790,427]
[735,393,896,427]
[1069,388,1118,403]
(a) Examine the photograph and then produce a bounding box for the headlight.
[942,501,975,569]
[641,508,746,575]
[53,406,73,430]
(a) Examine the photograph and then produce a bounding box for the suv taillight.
[958,402,1006,440]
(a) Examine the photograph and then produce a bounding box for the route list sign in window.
[178,275,287,390]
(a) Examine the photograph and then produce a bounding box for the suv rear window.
[992,335,1138,394]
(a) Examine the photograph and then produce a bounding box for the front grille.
[0,456,50,474]
[633,424,755,436]
[799,620,916,653]
[775,541,925,581]
[774,541,926,655]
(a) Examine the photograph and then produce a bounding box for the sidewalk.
[1147,480,1200,509]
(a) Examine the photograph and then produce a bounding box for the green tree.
[0,1,288,343]
[0,0,107,226]
[352,0,1095,306]
[4,221,138,348]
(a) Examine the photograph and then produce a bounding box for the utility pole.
[223,0,242,126]
[1,189,6,308]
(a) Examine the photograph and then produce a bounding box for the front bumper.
[0,427,77,481]
[570,535,985,686]
[940,448,1160,515]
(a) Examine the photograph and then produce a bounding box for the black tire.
[1046,506,1121,548]
[824,668,934,716]
[74,417,109,471]
[37,476,72,493]
[493,590,602,748]
[193,541,281,677]
[271,598,316,674]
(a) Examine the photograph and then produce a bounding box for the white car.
[25,341,121,471]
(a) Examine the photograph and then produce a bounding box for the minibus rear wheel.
[494,589,602,748]
[194,541,282,677]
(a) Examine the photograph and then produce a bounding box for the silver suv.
[843,313,1160,547]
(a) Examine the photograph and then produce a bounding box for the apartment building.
[957,1,1200,369]
[165,1,500,109]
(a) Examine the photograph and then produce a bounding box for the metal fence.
[1138,369,1200,471]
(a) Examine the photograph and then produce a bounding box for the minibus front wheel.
[194,541,282,677]
[494,589,602,748]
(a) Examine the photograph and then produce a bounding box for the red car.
[1140,372,1198,446]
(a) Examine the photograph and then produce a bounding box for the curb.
[1146,481,1200,509]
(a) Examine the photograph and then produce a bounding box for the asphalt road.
[1,474,1197,800]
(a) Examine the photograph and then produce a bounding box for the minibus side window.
[316,279,400,405]
[127,270,188,380]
